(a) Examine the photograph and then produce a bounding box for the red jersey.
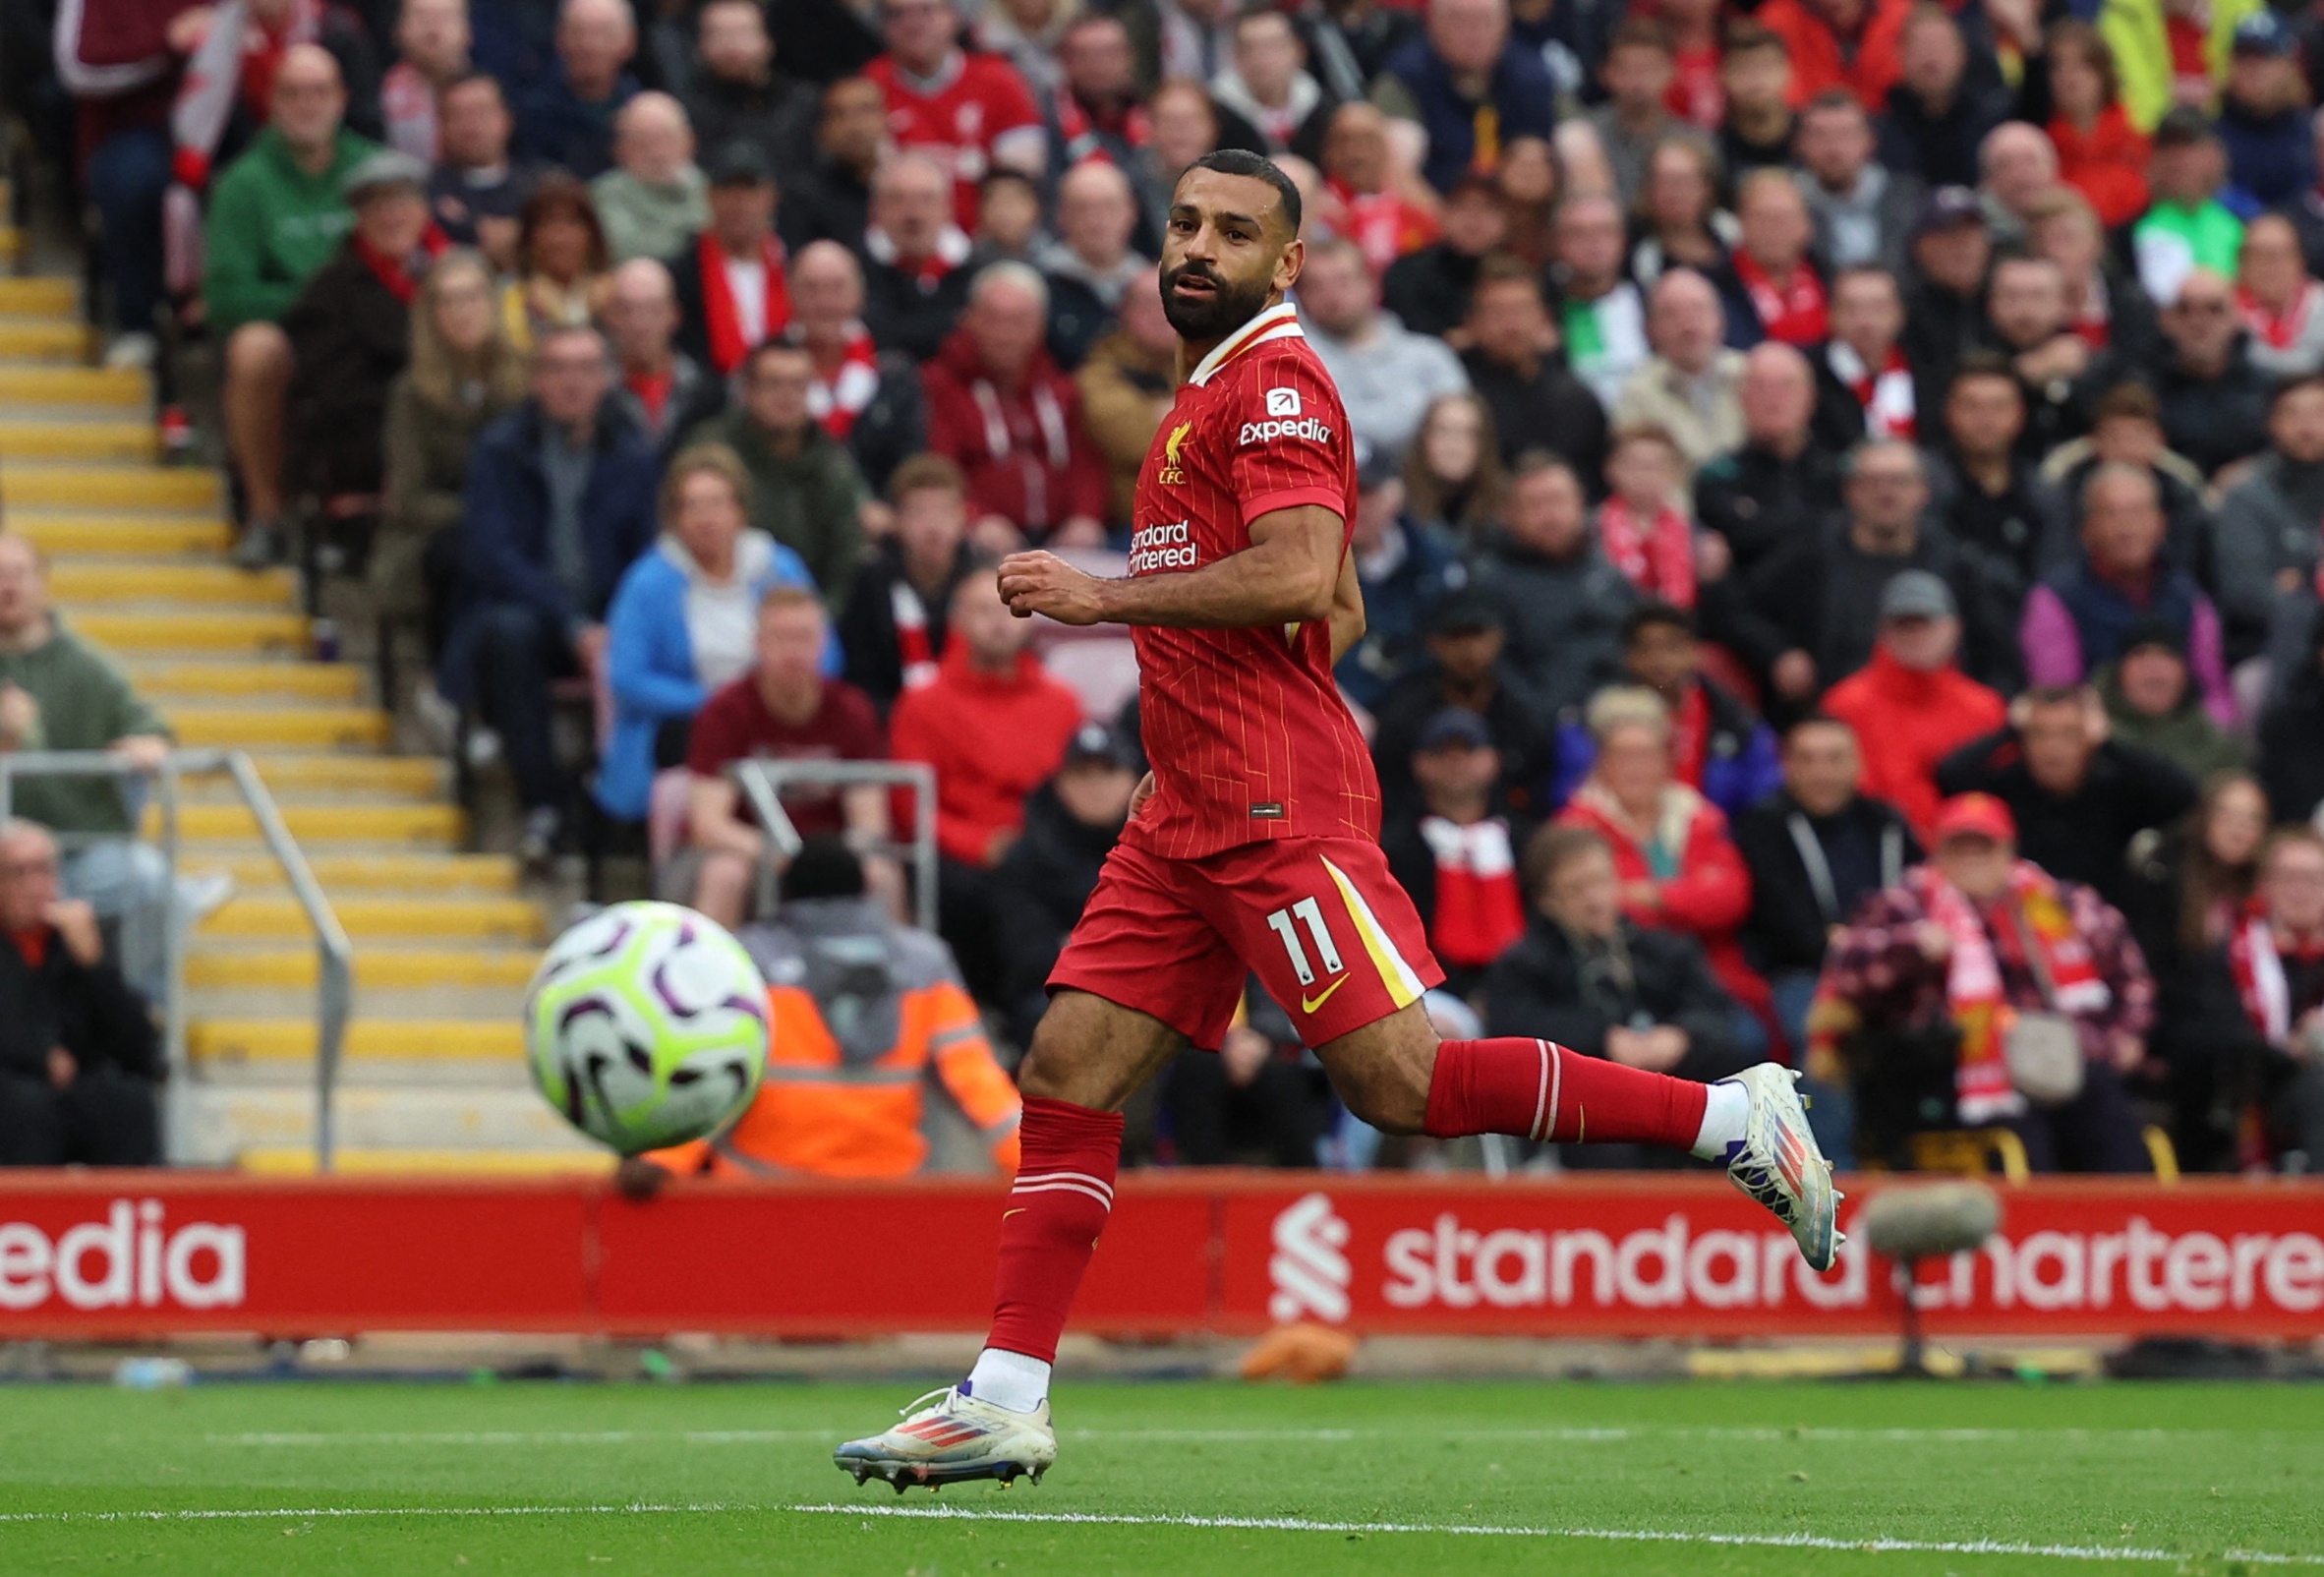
[864,50,1043,231]
[1122,302,1376,861]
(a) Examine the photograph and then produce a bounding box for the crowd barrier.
[0,1173,2319,1340]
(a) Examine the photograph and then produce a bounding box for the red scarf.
[808,323,883,440]
[352,225,446,305]
[1327,180,1439,274]
[8,927,47,968]
[1598,496,1697,610]
[1731,250,1828,346]
[2238,281,2318,351]
[626,368,672,426]
[1419,817,1526,967]
[698,232,792,376]
[891,579,938,690]
[1669,683,1710,789]
[1829,340,1916,438]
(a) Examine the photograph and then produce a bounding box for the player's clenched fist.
[998,551,1109,625]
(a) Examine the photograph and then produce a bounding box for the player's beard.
[1159,261,1275,343]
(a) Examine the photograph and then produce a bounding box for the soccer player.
[834,150,1841,1492]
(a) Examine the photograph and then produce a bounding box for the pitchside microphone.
[1862,1182,2003,1262]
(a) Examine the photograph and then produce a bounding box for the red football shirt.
[1121,302,1378,861]
[864,51,1043,231]
[685,675,887,839]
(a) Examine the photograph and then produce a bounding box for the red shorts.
[1049,835,1446,1050]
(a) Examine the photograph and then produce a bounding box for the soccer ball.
[524,902,771,1156]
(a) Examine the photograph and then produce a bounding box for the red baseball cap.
[1931,792,2016,846]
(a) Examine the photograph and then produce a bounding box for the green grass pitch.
[0,1377,2318,1574]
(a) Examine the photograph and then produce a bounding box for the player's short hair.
[1181,149,1303,241]
[887,452,968,507]
[1521,823,1613,902]
[661,443,754,524]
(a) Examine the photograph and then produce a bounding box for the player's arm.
[998,504,1343,629]
[1327,546,1365,665]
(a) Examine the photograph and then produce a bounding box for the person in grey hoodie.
[1470,452,1637,717]
[1295,235,1470,464]
[2213,374,2324,678]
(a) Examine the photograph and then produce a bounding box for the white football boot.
[1719,1065,1844,1272]
[834,1386,1058,1492]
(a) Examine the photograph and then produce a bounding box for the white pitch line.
[198,1425,2297,1448]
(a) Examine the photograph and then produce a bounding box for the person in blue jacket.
[1373,0,1559,194]
[594,444,837,827]
[1552,600,1783,819]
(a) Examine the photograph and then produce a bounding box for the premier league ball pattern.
[525,902,771,1156]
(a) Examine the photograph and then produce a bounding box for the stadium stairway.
[1,267,599,1176]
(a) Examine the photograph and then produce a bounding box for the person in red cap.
[1809,788,2156,1172]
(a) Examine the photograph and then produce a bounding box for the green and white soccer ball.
[524,902,771,1156]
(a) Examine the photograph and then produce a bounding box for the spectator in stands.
[1482,823,1748,1167]
[2220,12,2313,208]
[2156,267,2273,478]
[590,92,705,265]
[682,340,868,608]
[1614,269,1745,471]
[2021,465,2236,726]
[1729,169,1828,348]
[2042,21,2149,230]
[1456,256,1605,480]
[621,837,1017,1184]
[206,44,378,570]
[1371,590,1555,823]
[597,446,824,827]
[516,0,640,179]
[1594,426,1699,607]
[890,571,1083,1001]
[1735,715,1916,1080]
[1383,175,1506,338]
[1545,193,1650,406]
[2099,619,2248,783]
[1034,161,1152,370]
[866,0,1045,228]
[2259,608,2324,822]
[1794,90,1918,274]
[1626,138,1733,291]
[922,263,1108,550]
[841,455,979,710]
[1818,790,2155,1172]
[1924,352,2071,597]
[381,0,471,162]
[1693,343,1844,575]
[1556,685,1768,1036]
[2235,213,2324,380]
[1471,454,1637,716]
[1077,280,1177,529]
[1212,8,1337,161]
[2026,187,2165,380]
[993,723,1138,1044]
[0,536,210,1005]
[862,152,976,361]
[1402,392,1505,546]
[377,252,527,681]
[1297,238,1469,465]
[499,178,612,351]
[678,589,891,925]
[781,77,886,253]
[1818,571,2004,837]
[602,258,725,460]
[1937,685,2199,905]
[1754,0,1910,112]
[1374,0,1559,194]
[1382,708,1534,997]
[1337,443,1464,712]
[684,0,817,179]
[2216,826,2324,1168]
[1585,21,1684,208]
[0,820,162,1168]
[785,242,925,502]
[1898,187,1991,423]
[426,73,541,271]
[668,141,789,379]
[968,167,1046,270]
[1053,16,1161,190]
[2044,383,2217,590]
[1555,602,1780,820]
[2120,771,2268,1035]
[2133,110,2249,307]
[1815,265,1914,445]
[1875,8,2008,192]
[1986,254,2116,462]
[2217,376,2324,674]
[445,324,659,868]
[1733,438,2018,706]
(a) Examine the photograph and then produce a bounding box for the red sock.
[1423,1037,1707,1149]
[984,1095,1125,1364]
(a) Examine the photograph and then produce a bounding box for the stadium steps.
[2,274,567,1173]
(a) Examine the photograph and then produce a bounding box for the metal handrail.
[0,748,355,1171]
[726,758,940,933]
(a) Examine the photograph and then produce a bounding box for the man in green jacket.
[0,536,225,1004]
[681,338,869,611]
[203,43,379,570]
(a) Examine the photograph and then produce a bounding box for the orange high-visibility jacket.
[649,898,1021,1179]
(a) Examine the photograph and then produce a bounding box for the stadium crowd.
[15,0,2324,1177]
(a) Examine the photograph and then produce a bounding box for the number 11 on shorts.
[1265,897,1344,987]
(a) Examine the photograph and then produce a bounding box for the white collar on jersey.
[1187,301,1305,386]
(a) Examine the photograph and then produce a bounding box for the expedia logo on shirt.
[1239,415,1334,445]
